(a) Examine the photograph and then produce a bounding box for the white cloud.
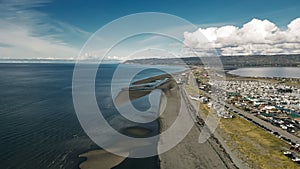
[184,18,300,56]
[0,0,90,59]
[0,19,78,59]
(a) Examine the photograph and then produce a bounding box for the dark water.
[228,67,300,78]
[0,63,183,169]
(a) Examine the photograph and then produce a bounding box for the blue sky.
[39,0,300,31]
[0,0,299,59]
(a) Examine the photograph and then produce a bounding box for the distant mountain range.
[1,54,300,69]
[124,54,300,69]
[0,58,121,64]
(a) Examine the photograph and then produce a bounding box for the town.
[185,67,300,165]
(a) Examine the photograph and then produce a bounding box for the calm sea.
[0,63,184,169]
[227,67,300,78]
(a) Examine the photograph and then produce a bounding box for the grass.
[219,115,299,169]
[184,84,199,95]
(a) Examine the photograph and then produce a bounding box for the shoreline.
[77,73,173,169]
[78,72,240,169]
[158,81,238,169]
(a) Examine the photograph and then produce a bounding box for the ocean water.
[227,67,300,78]
[0,63,184,169]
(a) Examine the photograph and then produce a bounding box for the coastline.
[77,73,173,169]
[158,81,238,169]
[78,71,239,169]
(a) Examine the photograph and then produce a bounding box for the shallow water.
[0,63,183,169]
[227,67,300,78]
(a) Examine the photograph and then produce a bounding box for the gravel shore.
[158,83,238,169]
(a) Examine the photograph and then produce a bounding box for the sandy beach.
[79,73,238,169]
[79,150,126,169]
[78,74,171,169]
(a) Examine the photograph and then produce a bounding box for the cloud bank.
[184,18,300,56]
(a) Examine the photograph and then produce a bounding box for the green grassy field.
[219,115,297,169]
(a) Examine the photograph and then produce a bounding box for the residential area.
[186,67,300,165]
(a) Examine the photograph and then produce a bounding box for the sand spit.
[78,73,238,169]
[78,74,171,169]
[79,150,126,169]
